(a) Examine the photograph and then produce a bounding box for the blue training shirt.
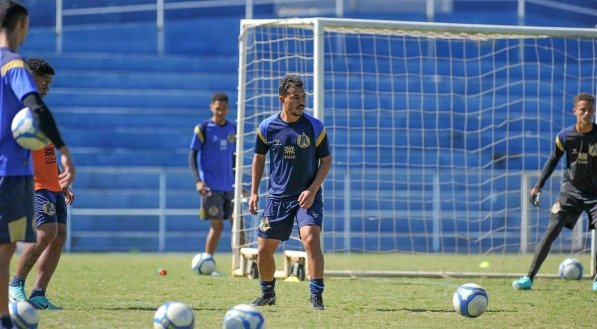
[255,112,330,198]
[0,48,39,176]
[189,120,236,192]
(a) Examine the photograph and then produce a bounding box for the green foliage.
[16,253,595,328]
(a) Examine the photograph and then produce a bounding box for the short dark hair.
[211,92,228,103]
[278,74,304,96]
[25,57,55,76]
[574,92,595,108]
[0,0,27,32]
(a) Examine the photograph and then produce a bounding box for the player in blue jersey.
[0,2,75,327]
[249,74,331,310]
[513,93,597,291]
[189,92,236,273]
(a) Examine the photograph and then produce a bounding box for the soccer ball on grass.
[153,301,195,329]
[559,258,583,280]
[452,283,488,318]
[223,304,265,329]
[191,252,216,275]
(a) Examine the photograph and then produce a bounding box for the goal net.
[232,18,597,277]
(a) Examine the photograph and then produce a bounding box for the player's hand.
[63,187,75,205]
[529,187,541,207]
[195,181,210,196]
[58,146,75,188]
[249,193,259,215]
[298,189,315,209]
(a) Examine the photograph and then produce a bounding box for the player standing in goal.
[188,92,236,275]
[8,58,74,310]
[248,74,331,310]
[513,92,597,291]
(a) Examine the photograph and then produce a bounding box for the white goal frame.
[232,17,597,278]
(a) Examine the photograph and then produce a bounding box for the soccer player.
[0,1,75,327]
[512,92,597,291]
[8,58,74,310]
[248,74,331,310]
[189,92,236,274]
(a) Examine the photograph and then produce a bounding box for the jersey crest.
[296,133,311,148]
[589,143,597,157]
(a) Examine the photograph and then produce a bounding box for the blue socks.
[30,288,45,299]
[310,278,324,295]
[260,279,276,296]
[9,276,24,287]
[1,315,12,329]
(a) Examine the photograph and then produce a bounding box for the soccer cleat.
[310,294,324,310]
[593,276,597,292]
[8,284,26,302]
[28,295,63,311]
[251,294,276,306]
[512,276,533,290]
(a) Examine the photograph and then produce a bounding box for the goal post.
[232,17,597,278]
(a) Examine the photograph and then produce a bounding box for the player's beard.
[291,105,304,117]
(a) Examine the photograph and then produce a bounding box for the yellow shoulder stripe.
[555,135,564,152]
[315,128,327,147]
[1,59,25,76]
[194,125,204,143]
[257,128,267,144]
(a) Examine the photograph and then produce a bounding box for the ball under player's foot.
[310,294,324,310]
[512,275,533,290]
[251,294,276,306]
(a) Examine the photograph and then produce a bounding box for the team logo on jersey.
[42,202,56,216]
[577,152,588,164]
[296,133,311,149]
[551,201,561,214]
[227,133,236,143]
[259,217,271,232]
[208,206,220,217]
[589,143,597,157]
[284,146,296,159]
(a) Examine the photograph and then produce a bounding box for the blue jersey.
[189,120,236,192]
[0,49,38,176]
[255,112,330,198]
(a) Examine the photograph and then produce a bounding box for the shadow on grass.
[99,306,227,311]
[377,308,512,313]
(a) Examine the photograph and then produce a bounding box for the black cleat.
[252,294,276,306]
[310,294,324,310]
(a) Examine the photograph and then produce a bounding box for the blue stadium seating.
[18,0,596,252]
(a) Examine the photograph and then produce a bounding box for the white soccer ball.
[452,283,488,318]
[11,107,49,150]
[223,304,265,329]
[153,301,195,329]
[559,258,583,280]
[9,301,38,329]
[191,252,216,275]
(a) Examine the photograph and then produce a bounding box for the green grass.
[15,252,595,328]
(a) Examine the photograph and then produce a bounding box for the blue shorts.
[199,191,233,220]
[258,192,323,241]
[35,189,68,227]
[0,176,36,243]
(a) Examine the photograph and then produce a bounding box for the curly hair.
[278,74,303,96]
[25,57,55,76]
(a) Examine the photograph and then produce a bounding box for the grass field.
[14,252,595,328]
